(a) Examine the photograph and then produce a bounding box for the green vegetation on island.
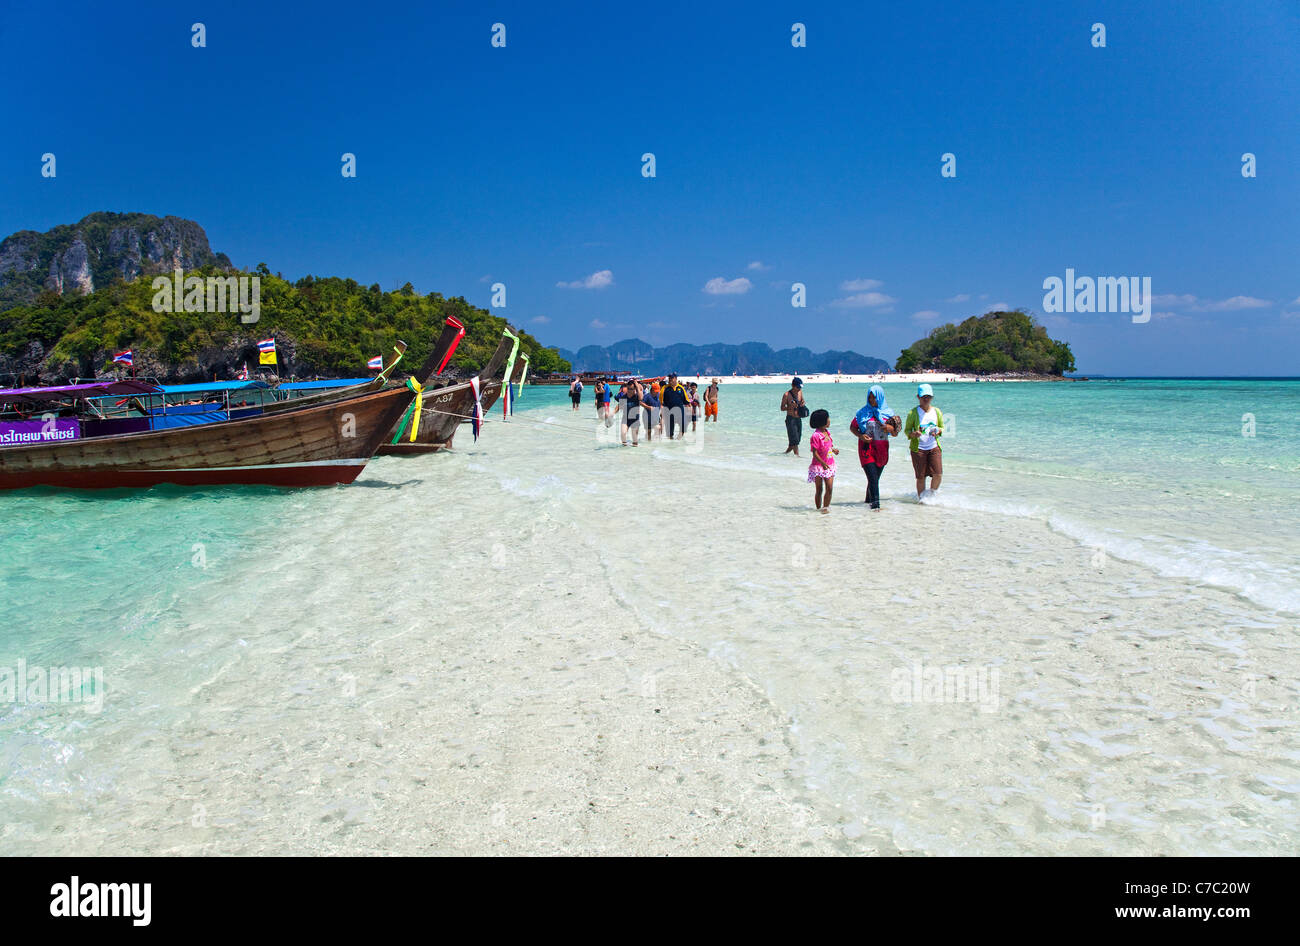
[0,265,570,382]
[895,310,1075,375]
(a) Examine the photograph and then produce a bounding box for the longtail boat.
[478,349,523,415]
[257,339,415,414]
[376,329,516,456]
[0,318,466,489]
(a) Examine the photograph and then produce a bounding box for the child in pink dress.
[806,409,839,513]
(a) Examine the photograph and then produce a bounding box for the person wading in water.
[613,380,643,446]
[904,383,945,497]
[780,377,806,456]
[849,385,900,510]
[704,378,719,422]
[660,372,689,440]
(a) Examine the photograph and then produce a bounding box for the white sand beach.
[3,380,1296,857]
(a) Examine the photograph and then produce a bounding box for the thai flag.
[503,379,513,418]
[112,349,133,366]
[258,338,276,354]
[237,363,249,380]
[367,355,383,370]
[470,377,484,441]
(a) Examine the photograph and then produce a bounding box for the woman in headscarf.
[848,385,900,510]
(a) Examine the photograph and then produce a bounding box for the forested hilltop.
[896,310,1075,375]
[0,265,569,384]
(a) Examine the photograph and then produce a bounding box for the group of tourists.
[584,374,720,446]
[575,371,945,509]
[793,378,944,512]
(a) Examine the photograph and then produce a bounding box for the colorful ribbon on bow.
[405,377,425,442]
[470,376,484,440]
[500,329,521,418]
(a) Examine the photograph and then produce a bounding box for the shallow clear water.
[1,380,1296,855]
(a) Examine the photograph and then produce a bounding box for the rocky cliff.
[0,212,232,310]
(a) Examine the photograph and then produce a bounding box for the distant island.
[895,311,1075,376]
[0,212,570,384]
[560,338,890,376]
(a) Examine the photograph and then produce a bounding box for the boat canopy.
[153,380,272,395]
[0,380,162,403]
[277,378,370,391]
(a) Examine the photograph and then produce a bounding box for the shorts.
[705,402,718,417]
[910,446,942,478]
[571,392,581,404]
[785,414,802,447]
[623,409,640,427]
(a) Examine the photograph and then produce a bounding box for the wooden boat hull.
[0,385,412,490]
[374,379,475,455]
[477,377,505,415]
[377,331,517,454]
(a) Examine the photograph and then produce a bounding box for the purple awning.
[0,380,162,403]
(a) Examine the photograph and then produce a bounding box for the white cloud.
[703,276,752,295]
[1153,293,1271,312]
[746,261,768,271]
[840,278,883,292]
[558,270,614,290]
[983,302,1010,312]
[589,319,607,329]
[1198,295,1271,312]
[945,293,971,303]
[829,291,897,309]
[911,310,941,322]
[479,274,492,283]
[530,315,550,325]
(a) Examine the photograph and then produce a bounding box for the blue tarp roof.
[1,380,161,402]
[155,381,271,395]
[276,378,370,391]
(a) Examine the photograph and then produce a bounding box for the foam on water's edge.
[573,419,1300,617]
[918,488,1300,616]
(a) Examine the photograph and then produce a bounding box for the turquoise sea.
[1,379,1297,855]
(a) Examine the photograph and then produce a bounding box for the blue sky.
[2,0,1297,374]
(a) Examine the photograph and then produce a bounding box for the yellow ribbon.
[406,378,424,441]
